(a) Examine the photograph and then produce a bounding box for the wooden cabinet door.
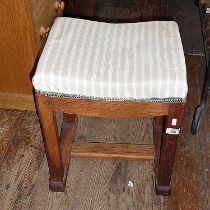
[0,0,37,94]
[30,0,58,51]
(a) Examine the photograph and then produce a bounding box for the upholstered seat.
[33,17,187,102]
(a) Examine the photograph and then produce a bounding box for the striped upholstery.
[32,17,188,102]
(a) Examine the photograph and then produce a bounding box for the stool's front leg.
[35,95,64,191]
[155,103,185,196]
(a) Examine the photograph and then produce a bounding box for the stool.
[32,17,188,196]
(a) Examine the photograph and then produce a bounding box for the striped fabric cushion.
[32,17,188,102]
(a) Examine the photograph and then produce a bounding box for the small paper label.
[166,128,180,135]
[172,118,177,126]
[206,8,210,14]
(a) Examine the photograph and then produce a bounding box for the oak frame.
[35,93,185,196]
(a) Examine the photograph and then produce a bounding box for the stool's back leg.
[155,103,185,196]
[35,95,64,191]
[153,116,165,179]
[63,113,77,126]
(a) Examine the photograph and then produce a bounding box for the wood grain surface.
[29,116,158,210]
[64,0,166,22]
[0,109,25,165]
[0,0,58,110]
[0,111,44,210]
[0,0,37,94]
[44,96,169,118]
[1,55,209,209]
[71,142,155,160]
[30,0,58,51]
[0,93,35,111]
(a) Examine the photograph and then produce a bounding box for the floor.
[0,0,210,210]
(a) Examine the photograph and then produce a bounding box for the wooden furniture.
[33,17,187,196]
[0,0,64,110]
[36,95,185,196]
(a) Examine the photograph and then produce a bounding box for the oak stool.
[32,17,188,196]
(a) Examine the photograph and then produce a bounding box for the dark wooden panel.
[167,0,204,54]
[64,0,166,22]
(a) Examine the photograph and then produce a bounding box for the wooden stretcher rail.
[71,142,155,160]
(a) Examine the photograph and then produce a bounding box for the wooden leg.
[63,113,77,126]
[59,113,77,190]
[35,95,64,191]
[36,95,77,192]
[155,103,185,196]
[153,116,165,179]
